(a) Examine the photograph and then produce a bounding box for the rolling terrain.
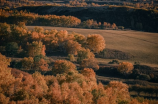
[17,6,158,32]
[27,26,158,67]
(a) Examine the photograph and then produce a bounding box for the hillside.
[17,6,158,32]
[27,26,158,67]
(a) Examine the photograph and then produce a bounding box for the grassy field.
[27,26,158,67]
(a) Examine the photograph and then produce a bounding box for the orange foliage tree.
[117,62,134,76]
[27,41,46,57]
[52,60,77,75]
[80,58,99,71]
[86,34,106,53]
[21,57,34,70]
[62,40,82,55]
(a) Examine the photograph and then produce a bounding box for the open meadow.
[27,26,158,67]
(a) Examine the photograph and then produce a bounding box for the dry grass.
[27,26,158,67]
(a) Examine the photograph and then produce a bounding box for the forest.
[0,22,158,104]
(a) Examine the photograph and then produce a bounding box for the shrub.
[117,62,134,76]
[80,58,99,71]
[68,54,75,62]
[108,59,119,64]
[5,42,18,56]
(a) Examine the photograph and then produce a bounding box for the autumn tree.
[77,48,94,63]
[62,40,82,55]
[117,62,134,76]
[52,60,77,75]
[11,24,27,44]
[31,31,45,41]
[21,57,34,70]
[34,58,49,71]
[34,27,44,33]
[81,68,96,81]
[80,58,99,71]
[0,53,15,96]
[27,41,46,57]
[5,42,18,56]
[68,54,75,61]
[86,34,106,53]
[107,81,131,103]
[0,93,9,104]
[72,32,86,45]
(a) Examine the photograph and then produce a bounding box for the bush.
[108,59,119,64]
[117,62,134,76]
[5,42,18,56]
[68,54,75,62]
[137,74,151,81]
[52,60,77,75]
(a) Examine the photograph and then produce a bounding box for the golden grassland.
[27,26,158,67]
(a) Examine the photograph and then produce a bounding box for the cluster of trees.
[0,9,81,28]
[0,0,50,9]
[0,22,158,103]
[0,9,119,30]
[0,23,106,71]
[80,19,118,29]
[1,52,156,104]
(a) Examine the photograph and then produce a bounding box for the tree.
[62,40,82,55]
[68,54,75,62]
[34,27,44,33]
[21,57,34,70]
[27,41,46,57]
[34,58,49,71]
[77,48,94,63]
[107,81,130,103]
[86,34,106,53]
[5,42,18,56]
[0,23,11,45]
[0,53,15,95]
[31,31,45,41]
[80,58,99,71]
[72,32,86,45]
[81,68,96,81]
[52,60,77,75]
[117,62,134,76]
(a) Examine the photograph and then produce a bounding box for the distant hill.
[16,6,158,32]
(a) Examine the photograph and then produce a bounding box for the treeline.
[0,9,81,27]
[0,9,119,29]
[16,6,158,32]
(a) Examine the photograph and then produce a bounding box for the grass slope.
[27,26,158,67]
